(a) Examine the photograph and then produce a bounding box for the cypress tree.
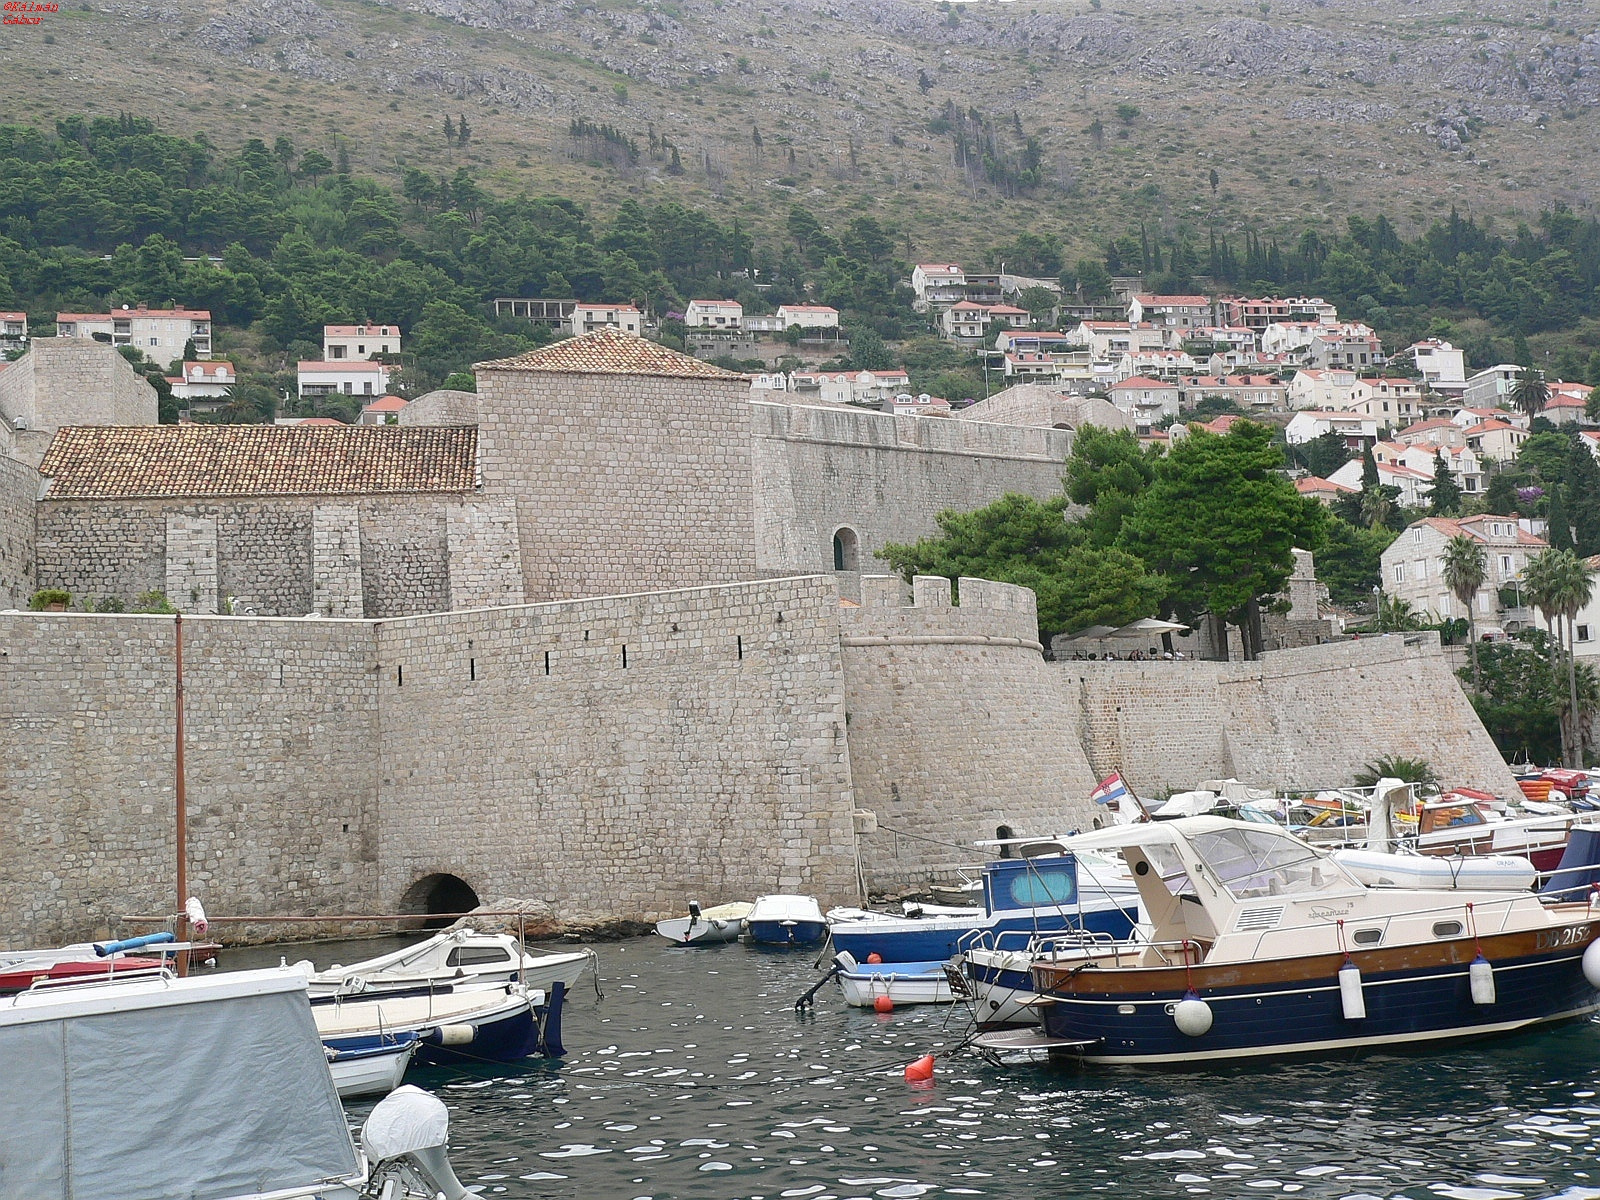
[1548,484,1575,552]
[1427,450,1462,516]
[1565,437,1600,556]
[1482,472,1519,516]
[1361,442,1379,489]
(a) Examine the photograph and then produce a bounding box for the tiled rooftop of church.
[38,425,478,499]
[475,328,743,379]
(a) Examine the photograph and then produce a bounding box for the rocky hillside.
[8,0,1600,255]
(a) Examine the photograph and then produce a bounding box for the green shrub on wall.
[28,588,69,610]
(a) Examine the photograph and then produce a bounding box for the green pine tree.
[1566,437,1600,557]
[1360,442,1379,489]
[1482,472,1519,516]
[1548,485,1575,552]
[1427,450,1462,516]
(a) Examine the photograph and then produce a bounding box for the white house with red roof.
[1070,321,1169,360]
[1395,416,1466,449]
[297,359,391,399]
[1452,406,1528,432]
[1117,349,1197,381]
[684,299,744,329]
[1310,323,1384,371]
[1461,417,1530,463]
[357,394,409,425]
[323,323,401,360]
[1393,338,1467,391]
[1286,368,1359,410]
[1542,381,1593,425]
[1126,294,1211,332]
[775,304,840,330]
[942,301,1027,344]
[1191,325,1258,352]
[1285,409,1378,449]
[789,368,910,406]
[910,264,967,311]
[1295,475,1358,505]
[1382,514,1548,632]
[0,311,26,353]
[1343,377,1425,425]
[1463,364,1525,409]
[883,392,952,417]
[1178,374,1287,411]
[1218,296,1338,330]
[568,303,642,337]
[57,304,212,359]
[1108,375,1180,423]
[1327,456,1434,508]
[166,361,236,413]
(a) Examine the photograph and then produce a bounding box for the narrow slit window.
[544,650,551,676]
[621,645,629,668]
[469,658,476,681]
[396,665,403,687]
[737,635,743,660]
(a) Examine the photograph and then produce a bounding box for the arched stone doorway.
[832,526,860,572]
[399,872,480,929]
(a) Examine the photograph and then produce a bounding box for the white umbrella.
[1067,624,1119,640]
[1110,617,1189,638]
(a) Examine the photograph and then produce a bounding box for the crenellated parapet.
[839,574,1041,650]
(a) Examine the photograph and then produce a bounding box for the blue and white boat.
[1016,816,1600,1064]
[745,894,828,946]
[834,952,954,1008]
[312,980,565,1066]
[829,847,1140,963]
[323,1030,421,1098]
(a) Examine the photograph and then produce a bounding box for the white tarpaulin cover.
[0,968,361,1200]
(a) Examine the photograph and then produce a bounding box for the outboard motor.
[361,1085,469,1200]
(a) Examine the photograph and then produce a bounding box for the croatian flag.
[1091,772,1130,807]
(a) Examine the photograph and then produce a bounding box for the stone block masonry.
[0,577,861,945]
[751,402,1073,580]
[1062,634,1519,798]
[0,455,36,608]
[840,574,1101,894]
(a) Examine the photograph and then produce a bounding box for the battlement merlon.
[840,574,1041,649]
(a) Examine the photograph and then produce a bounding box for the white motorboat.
[325,1033,420,1099]
[834,951,954,1007]
[306,927,594,997]
[656,900,752,945]
[0,967,467,1198]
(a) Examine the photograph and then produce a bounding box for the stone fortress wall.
[33,494,525,617]
[0,591,1524,946]
[841,575,1102,893]
[1061,634,1519,798]
[0,339,156,468]
[751,401,1073,581]
[0,454,37,608]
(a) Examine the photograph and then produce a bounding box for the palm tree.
[1441,533,1487,691]
[1525,548,1595,765]
[1511,365,1550,418]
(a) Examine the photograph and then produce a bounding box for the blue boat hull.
[746,919,827,947]
[1036,946,1600,1064]
[414,981,566,1065]
[831,905,1136,963]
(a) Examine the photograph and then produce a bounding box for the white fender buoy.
[1468,955,1496,1005]
[1173,991,1213,1037]
[427,1024,476,1046]
[1583,939,1600,989]
[1339,961,1366,1020]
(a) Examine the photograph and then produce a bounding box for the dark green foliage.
[1317,517,1398,607]
[1482,472,1520,516]
[1547,484,1574,551]
[1352,756,1440,789]
[1567,437,1600,556]
[1290,430,1352,480]
[1427,450,1462,515]
[1463,629,1600,764]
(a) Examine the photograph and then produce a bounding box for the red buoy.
[904,1054,935,1082]
[873,993,894,1013]
[866,952,883,965]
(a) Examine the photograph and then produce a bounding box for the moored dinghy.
[656,900,753,945]
[1011,816,1600,1065]
[745,894,827,946]
[833,951,955,1008]
[313,980,565,1067]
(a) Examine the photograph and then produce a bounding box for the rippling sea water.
[240,935,1600,1200]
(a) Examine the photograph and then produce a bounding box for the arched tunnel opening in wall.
[399,872,481,929]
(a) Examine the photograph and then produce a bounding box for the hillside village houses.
[1381,515,1549,634]
[56,304,212,359]
[297,358,391,399]
[0,312,27,354]
[322,323,400,360]
[570,303,643,337]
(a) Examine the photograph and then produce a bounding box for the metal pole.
[174,613,189,978]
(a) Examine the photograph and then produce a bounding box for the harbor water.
[243,935,1600,1199]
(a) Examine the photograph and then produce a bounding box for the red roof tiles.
[476,329,743,379]
[39,425,476,499]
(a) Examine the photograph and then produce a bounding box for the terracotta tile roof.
[38,425,477,499]
[475,329,743,379]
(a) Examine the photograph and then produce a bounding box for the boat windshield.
[1419,804,1489,835]
[1190,827,1339,899]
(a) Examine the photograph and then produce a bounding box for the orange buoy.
[904,1054,935,1082]
[866,952,883,964]
[873,993,894,1013]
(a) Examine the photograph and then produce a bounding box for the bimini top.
[1,967,362,1200]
